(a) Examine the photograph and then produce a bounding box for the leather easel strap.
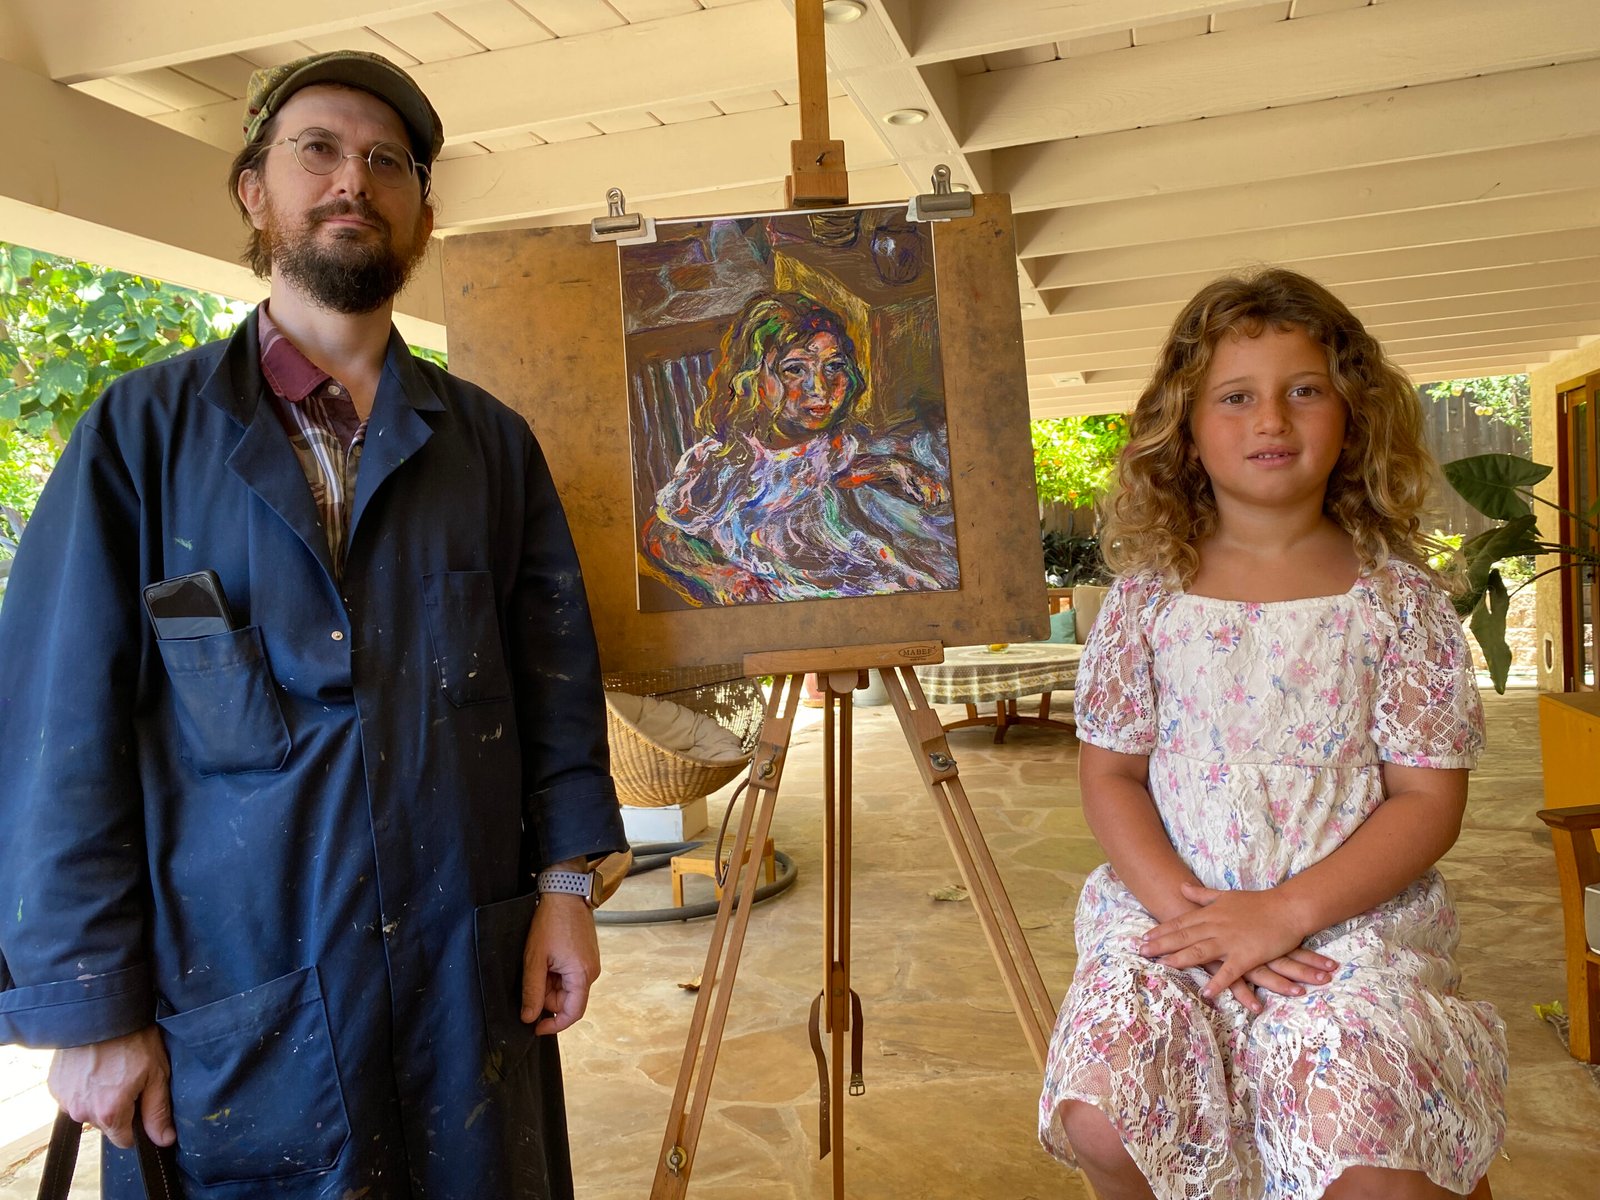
[809,989,869,1156]
[36,1107,176,1200]
[808,991,830,1158]
[849,989,865,1097]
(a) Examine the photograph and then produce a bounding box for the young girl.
[1038,268,1506,1200]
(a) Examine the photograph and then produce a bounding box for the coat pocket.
[156,626,290,775]
[422,570,513,706]
[475,891,540,1083]
[156,966,350,1187]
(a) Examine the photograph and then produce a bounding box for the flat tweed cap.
[242,50,444,165]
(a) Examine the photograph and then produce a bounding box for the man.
[0,51,628,1198]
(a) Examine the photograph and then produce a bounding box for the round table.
[913,641,1084,743]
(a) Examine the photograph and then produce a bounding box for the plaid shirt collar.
[257,302,332,403]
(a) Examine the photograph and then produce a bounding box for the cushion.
[605,691,748,764]
[1046,609,1077,644]
[1070,584,1109,644]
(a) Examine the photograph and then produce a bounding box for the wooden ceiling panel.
[1016,138,1600,260]
[444,2,558,50]
[516,0,628,37]
[369,13,488,60]
[961,0,1597,152]
[1032,192,1600,290]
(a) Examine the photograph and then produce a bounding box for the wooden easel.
[649,642,1057,1198]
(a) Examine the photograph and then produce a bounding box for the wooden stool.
[671,837,777,908]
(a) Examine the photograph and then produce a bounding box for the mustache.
[308,199,390,233]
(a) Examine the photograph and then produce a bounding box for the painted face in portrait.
[763,332,857,445]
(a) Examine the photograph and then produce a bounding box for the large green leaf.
[1442,454,1551,520]
[1468,570,1513,694]
[1454,514,1543,611]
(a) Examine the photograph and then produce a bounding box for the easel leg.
[651,676,801,1199]
[879,667,1057,1066]
[819,670,861,1194]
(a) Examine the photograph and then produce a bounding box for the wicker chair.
[603,667,766,809]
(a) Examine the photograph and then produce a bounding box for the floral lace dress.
[1038,563,1507,1199]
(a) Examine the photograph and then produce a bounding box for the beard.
[259,195,428,314]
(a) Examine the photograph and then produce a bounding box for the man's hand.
[1141,881,1334,1005]
[521,893,601,1035]
[47,1026,176,1150]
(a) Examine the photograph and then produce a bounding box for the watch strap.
[536,869,596,907]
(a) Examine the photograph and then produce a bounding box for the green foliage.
[1041,530,1107,587]
[0,430,58,518]
[0,242,247,455]
[1441,452,1600,693]
[1031,414,1130,508]
[1419,375,1530,438]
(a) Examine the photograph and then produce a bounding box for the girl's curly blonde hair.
[1100,267,1437,585]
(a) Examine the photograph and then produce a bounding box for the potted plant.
[1442,453,1600,693]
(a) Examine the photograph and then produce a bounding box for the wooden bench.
[671,838,777,907]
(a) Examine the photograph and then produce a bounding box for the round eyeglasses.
[266,127,431,194]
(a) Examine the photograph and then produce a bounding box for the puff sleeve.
[1072,572,1161,756]
[1369,562,1485,769]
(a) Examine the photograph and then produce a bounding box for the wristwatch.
[535,869,599,908]
[535,851,633,910]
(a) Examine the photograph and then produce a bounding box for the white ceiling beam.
[447,166,919,240]
[433,98,892,228]
[1033,190,1600,290]
[1026,308,1600,365]
[149,4,798,151]
[1341,264,1600,313]
[1395,352,1559,375]
[889,0,1272,63]
[1022,268,1600,340]
[1029,326,1595,377]
[960,0,1599,151]
[1409,363,1553,386]
[1026,378,1143,401]
[1015,138,1600,260]
[990,60,1600,212]
[1384,326,1591,356]
[1029,395,1138,418]
[11,0,477,82]
[1040,230,1600,312]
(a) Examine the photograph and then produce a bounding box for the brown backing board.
[440,193,1046,676]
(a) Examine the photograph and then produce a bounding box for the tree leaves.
[0,241,244,455]
[1031,414,1129,508]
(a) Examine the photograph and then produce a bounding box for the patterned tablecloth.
[913,641,1084,705]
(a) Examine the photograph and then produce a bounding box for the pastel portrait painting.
[622,205,959,611]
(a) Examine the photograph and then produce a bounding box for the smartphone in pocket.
[143,570,235,640]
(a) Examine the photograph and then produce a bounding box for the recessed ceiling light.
[822,0,867,23]
[883,108,928,126]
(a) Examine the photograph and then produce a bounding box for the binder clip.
[906,165,974,223]
[590,187,656,245]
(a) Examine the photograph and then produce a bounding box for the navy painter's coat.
[0,309,629,1198]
